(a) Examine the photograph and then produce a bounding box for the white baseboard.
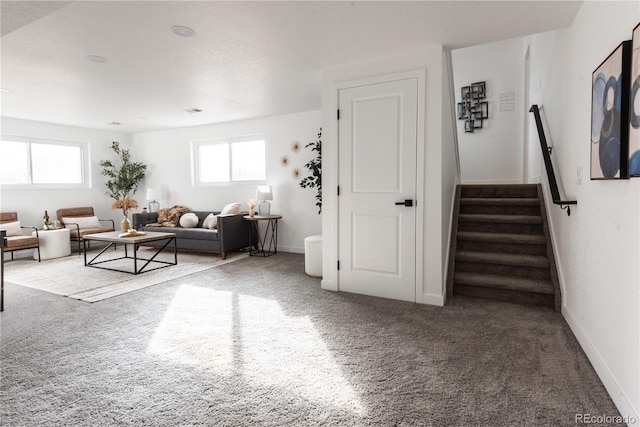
[563,306,639,426]
[422,292,445,306]
[278,245,304,254]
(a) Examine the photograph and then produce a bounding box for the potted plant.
[299,128,322,214]
[299,129,323,278]
[99,141,147,232]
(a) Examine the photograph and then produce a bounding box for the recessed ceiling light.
[185,108,203,114]
[171,26,195,37]
[87,55,108,63]
[1,88,13,93]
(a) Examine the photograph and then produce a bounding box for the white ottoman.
[33,229,71,260]
[304,235,322,278]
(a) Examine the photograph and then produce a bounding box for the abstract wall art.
[591,41,632,179]
[457,81,488,133]
[629,23,640,177]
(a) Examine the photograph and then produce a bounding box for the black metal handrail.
[529,104,577,216]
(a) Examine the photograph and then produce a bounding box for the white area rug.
[4,249,248,303]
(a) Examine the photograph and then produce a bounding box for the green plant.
[299,128,322,214]
[99,141,147,205]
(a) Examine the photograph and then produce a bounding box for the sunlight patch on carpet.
[147,284,364,414]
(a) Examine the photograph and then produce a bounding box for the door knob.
[395,199,413,207]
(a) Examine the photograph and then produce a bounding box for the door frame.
[325,69,426,303]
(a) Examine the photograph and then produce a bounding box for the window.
[193,137,266,184]
[0,136,88,187]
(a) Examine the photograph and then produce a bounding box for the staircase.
[448,184,561,311]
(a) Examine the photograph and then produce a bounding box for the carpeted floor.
[0,253,622,426]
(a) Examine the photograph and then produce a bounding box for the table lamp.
[256,185,273,215]
[146,188,161,212]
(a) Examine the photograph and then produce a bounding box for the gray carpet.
[0,253,621,426]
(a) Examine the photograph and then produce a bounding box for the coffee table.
[83,231,177,275]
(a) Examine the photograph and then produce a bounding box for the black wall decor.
[457,81,488,133]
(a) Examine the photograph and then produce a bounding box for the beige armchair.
[0,212,41,262]
[56,207,115,254]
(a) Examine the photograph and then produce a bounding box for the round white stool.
[33,229,71,260]
[304,235,322,278]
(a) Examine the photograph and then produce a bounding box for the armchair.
[56,207,115,254]
[0,212,41,262]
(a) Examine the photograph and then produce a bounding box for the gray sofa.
[132,211,253,260]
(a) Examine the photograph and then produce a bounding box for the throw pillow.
[148,205,190,227]
[62,216,101,230]
[202,213,217,229]
[179,212,199,228]
[220,202,241,215]
[1,221,22,237]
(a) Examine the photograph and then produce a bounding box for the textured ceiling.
[0,1,582,134]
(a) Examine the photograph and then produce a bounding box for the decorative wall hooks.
[457,81,489,133]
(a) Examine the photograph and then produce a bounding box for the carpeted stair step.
[456,251,549,268]
[453,271,554,294]
[460,184,539,199]
[457,214,543,235]
[454,282,555,307]
[455,250,551,279]
[459,198,540,216]
[456,231,547,256]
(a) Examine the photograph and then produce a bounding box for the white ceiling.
[1,1,582,134]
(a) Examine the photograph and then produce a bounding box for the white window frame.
[191,135,267,186]
[0,135,90,190]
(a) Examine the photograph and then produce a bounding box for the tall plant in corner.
[299,128,322,214]
[99,141,147,227]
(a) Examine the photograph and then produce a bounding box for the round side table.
[243,215,282,257]
[33,229,71,260]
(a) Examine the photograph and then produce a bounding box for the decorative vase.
[249,207,255,217]
[121,215,131,233]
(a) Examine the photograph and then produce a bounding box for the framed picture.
[591,40,632,179]
[471,81,485,99]
[629,23,640,177]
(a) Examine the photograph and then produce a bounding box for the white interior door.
[338,77,418,302]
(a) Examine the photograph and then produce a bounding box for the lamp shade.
[256,185,273,201]
[146,188,161,201]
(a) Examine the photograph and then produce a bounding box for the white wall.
[321,46,458,305]
[0,117,131,227]
[529,2,640,422]
[131,110,322,253]
[452,37,526,184]
[441,50,461,295]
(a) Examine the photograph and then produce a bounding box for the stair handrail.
[529,104,577,216]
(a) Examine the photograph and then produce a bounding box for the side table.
[33,229,71,260]
[243,215,282,257]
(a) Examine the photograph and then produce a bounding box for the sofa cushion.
[5,235,38,249]
[221,202,241,215]
[179,213,199,228]
[176,228,220,241]
[63,216,101,230]
[202,213,217,229]
[140,225,219,241]
[1,220,23,237]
